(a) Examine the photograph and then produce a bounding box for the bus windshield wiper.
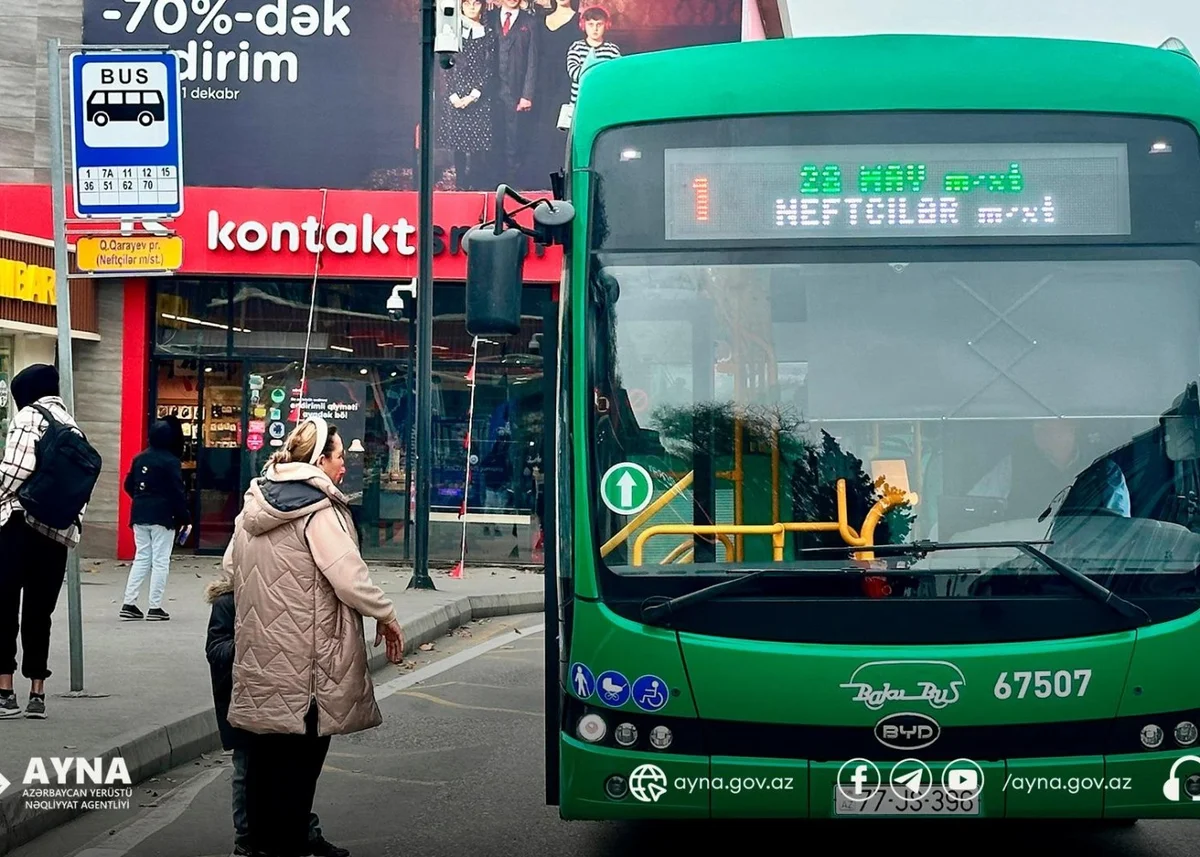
[802,539,1152,626]
[641,567,828,624]
[640,539,1152,626]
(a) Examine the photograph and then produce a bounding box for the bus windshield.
[590,257,1200,589]
[584,111,1200,602]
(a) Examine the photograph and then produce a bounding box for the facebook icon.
[851,765,869,795]
[837,758,881,803]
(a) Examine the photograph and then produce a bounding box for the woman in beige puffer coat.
[222,415,404,857]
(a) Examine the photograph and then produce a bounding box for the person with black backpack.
[0,364,101,720]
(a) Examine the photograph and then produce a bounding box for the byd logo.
[874,712,941,751]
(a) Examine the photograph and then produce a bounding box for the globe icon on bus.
[628,764,668,802]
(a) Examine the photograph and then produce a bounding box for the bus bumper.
[559,736,1200,819]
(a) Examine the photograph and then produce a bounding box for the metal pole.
[48,37,84,692]
[409,0,436,590]
[403,315,414,560]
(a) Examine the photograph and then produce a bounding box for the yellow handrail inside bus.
[633,524,786,566]
[660,534,733,564]
[630,478,913,565]
[600,470,694,557]
[837,479,913,559]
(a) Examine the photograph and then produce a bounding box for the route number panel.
[76,165,179,209]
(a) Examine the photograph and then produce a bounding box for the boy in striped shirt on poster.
[566,5,621,104]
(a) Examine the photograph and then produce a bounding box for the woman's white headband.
[301,415,329,465]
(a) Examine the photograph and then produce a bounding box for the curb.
[0,590,543,856]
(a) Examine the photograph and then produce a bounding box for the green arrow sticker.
[600,462,654,516]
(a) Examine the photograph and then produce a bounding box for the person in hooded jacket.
[0,364,86,720]
[121,420,190,621]
[223,415,405,857]
[205,573,346,857]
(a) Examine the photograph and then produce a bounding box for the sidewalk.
[0,558,544,855]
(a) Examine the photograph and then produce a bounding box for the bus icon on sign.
[87,90,164,128]
[79,61,171,149]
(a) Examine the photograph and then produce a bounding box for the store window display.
[150,279,550,562]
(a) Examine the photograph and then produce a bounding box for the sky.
[781,0,1200,53]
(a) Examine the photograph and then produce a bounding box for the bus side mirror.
[464,225,526,336]
[1165,415,1200,461]
[1164,381,1200,461]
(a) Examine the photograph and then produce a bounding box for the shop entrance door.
[153,359,245,554]
[196,362,244,552]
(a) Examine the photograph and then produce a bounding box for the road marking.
[396,690,540,717]
[375,624,544,702]
[406,680,527,691]
[326,743,491,760]
[70,767,225,857]
[320,763,447,786]
[475,653,542,661]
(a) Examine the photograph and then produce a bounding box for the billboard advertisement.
[83,0,742,192]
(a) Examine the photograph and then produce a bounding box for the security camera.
[388,280,417,321]
[387,287,406,321]
[434,0,462,54]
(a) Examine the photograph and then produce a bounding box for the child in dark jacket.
[205,575,347,857]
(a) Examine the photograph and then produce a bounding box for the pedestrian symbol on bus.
[597,671,630,707]
[632,675,669,711]
[570,663,595,699]
[600,462,653,516]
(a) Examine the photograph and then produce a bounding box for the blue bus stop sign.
[69,51,184,220]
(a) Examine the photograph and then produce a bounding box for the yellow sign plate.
[76,236,184,273]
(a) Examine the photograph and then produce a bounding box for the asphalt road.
[12,613,1200,857]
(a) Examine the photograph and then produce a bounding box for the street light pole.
[410,0,437,591]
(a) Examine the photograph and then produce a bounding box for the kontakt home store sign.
[135,186,562,281]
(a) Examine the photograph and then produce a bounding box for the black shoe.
[120,604,144,620]
[24,694,45,719]
[0,692,20,718]
[146,608,170,621]
[308,837,350,857]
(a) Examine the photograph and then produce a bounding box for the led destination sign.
[664,143,1131,240]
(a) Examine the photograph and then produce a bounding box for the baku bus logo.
[840,660,966,710]
[874,712,941,750]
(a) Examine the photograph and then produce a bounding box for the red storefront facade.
[0,184,562,562]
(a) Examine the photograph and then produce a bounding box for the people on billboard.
[567,6,622,103]
[437,0,496,191]
[421,0,738,191]
[491,0,540,189]
[535,0,579,167]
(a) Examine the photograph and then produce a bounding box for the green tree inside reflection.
[651,401,913,553]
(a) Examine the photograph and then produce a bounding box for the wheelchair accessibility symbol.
[632,674,669,712]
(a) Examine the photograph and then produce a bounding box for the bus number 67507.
[994,670,1092,699]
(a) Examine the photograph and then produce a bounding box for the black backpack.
[17,403,102,531]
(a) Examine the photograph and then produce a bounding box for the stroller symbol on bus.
[597,671,630,707]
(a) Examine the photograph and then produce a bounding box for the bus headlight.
[1140,724,1164,749]
[577,713,607,743]
[614,723,638,747]
[605,775,629,799]
[1187,775,1200,799]
[1176,721,1198,746]
[649,724,673,750]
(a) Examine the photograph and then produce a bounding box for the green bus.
[465,33,1200,820]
